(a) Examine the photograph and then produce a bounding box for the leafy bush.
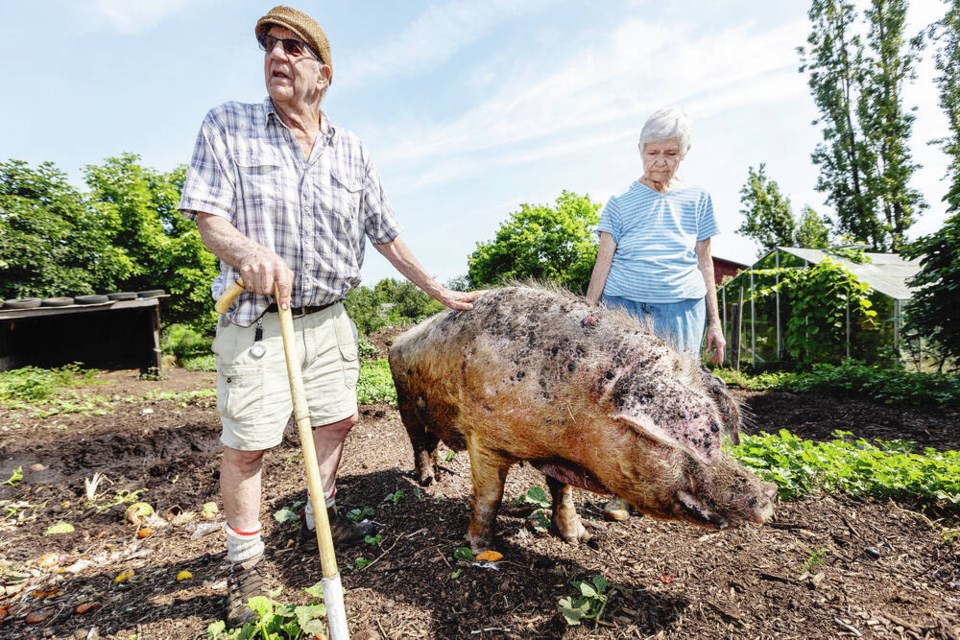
[345,278,444,336]
[357,359,397,404]
[715,361,960,408]
[163,324,212,359]
[0,364,97,403]
[732,429,960,503]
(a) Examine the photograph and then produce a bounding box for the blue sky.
[0,0,951,285]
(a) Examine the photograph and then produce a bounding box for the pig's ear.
[610,413,713,464]
[678,491,728,529]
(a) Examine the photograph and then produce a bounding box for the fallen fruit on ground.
[73,602,101,615]
[114,569,135,584]
[176,570,192,581]
[125,502,154,524]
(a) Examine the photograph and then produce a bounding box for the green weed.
[356,359,397,404]
[206,583,327,639]
[558,575,625,626]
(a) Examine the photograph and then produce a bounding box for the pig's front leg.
[465,435,511,554]
[546,475,591,544]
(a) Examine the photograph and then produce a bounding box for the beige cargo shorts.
[212,302,360,451]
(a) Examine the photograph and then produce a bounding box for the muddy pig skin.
[388,285,776,553]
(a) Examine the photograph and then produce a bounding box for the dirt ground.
[0,343,958,639]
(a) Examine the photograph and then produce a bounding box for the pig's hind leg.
[400,406,440,486]
[546,476,592,545]
[395,390,442,485]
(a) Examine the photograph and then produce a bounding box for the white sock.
[225,523,264,563]
[303,486,337,532]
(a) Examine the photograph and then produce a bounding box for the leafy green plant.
[364,532,382,547]
[356,359,397,404]
[346,506,376,522]
[558,575,624,626]
[713,362,960,408]
[357,335,378,360]
[803,547,829,574]
[453,547,474,563]
[517,486,550,508]
[527,509,551,534]
[444,450,456,463]
[732,429,960,503]
[96,488,148,512]
[4,467,23,487]
[0,364,98,403]
[382,490,404,505]
[206,584,327,639]
[352,557,371,571]
[743,259,878,368]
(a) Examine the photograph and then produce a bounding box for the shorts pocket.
[334,312,360,389]
[217,364,264,424]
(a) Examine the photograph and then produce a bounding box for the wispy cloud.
[380,17,809,187]
[338,0,555,87]
[88,0,190,34]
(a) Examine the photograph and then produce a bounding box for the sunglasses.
[257,34,320,61]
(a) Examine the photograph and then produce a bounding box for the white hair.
[638,107,692,153]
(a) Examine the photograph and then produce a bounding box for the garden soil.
[0,336,958,639]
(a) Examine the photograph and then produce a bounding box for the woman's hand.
[704,323,726,364]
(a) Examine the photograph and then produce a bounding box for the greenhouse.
[718,247,922,369]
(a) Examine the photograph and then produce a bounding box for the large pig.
[388,285,775,553]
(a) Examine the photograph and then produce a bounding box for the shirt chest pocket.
[324,169,363,239]
[234,148,284,210]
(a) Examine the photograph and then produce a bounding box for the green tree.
[857,0,925,251]
[467,190,600,293]
[795,206,833,249]
[737,164,797,253]
[898,2,960,370]
[901,214,960,369]
[373,278,444,325]
[0,160,134,298]
[84,154,219,331]
[799,0,878,248]
[928,0,960,208]
[344,278,445,335]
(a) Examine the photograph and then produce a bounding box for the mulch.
[0,367,957,639]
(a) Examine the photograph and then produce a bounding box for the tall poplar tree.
[901,0,960,367]
[799,0,876,247]
[928,0,960,204]
[858,0,925,251]
[737,164,797,253]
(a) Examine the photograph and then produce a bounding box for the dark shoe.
[225,555,266,628]
[300,507,377,550]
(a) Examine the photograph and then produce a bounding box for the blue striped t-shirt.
[597,181,719,303]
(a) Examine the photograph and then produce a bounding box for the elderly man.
[179,5,479,627]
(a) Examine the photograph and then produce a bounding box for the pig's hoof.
[602,498,631,521]
[467,535,493,556]
[558,523,592,545]
[416,470,436,486]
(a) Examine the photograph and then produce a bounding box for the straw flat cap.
[256,6,332,75]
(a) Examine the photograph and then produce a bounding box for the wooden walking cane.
[216,278,350,640]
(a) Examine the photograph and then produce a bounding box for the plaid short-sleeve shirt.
[179,98,401,326]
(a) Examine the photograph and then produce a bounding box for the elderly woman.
[586,106,725,362]
[586,107,726,522]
